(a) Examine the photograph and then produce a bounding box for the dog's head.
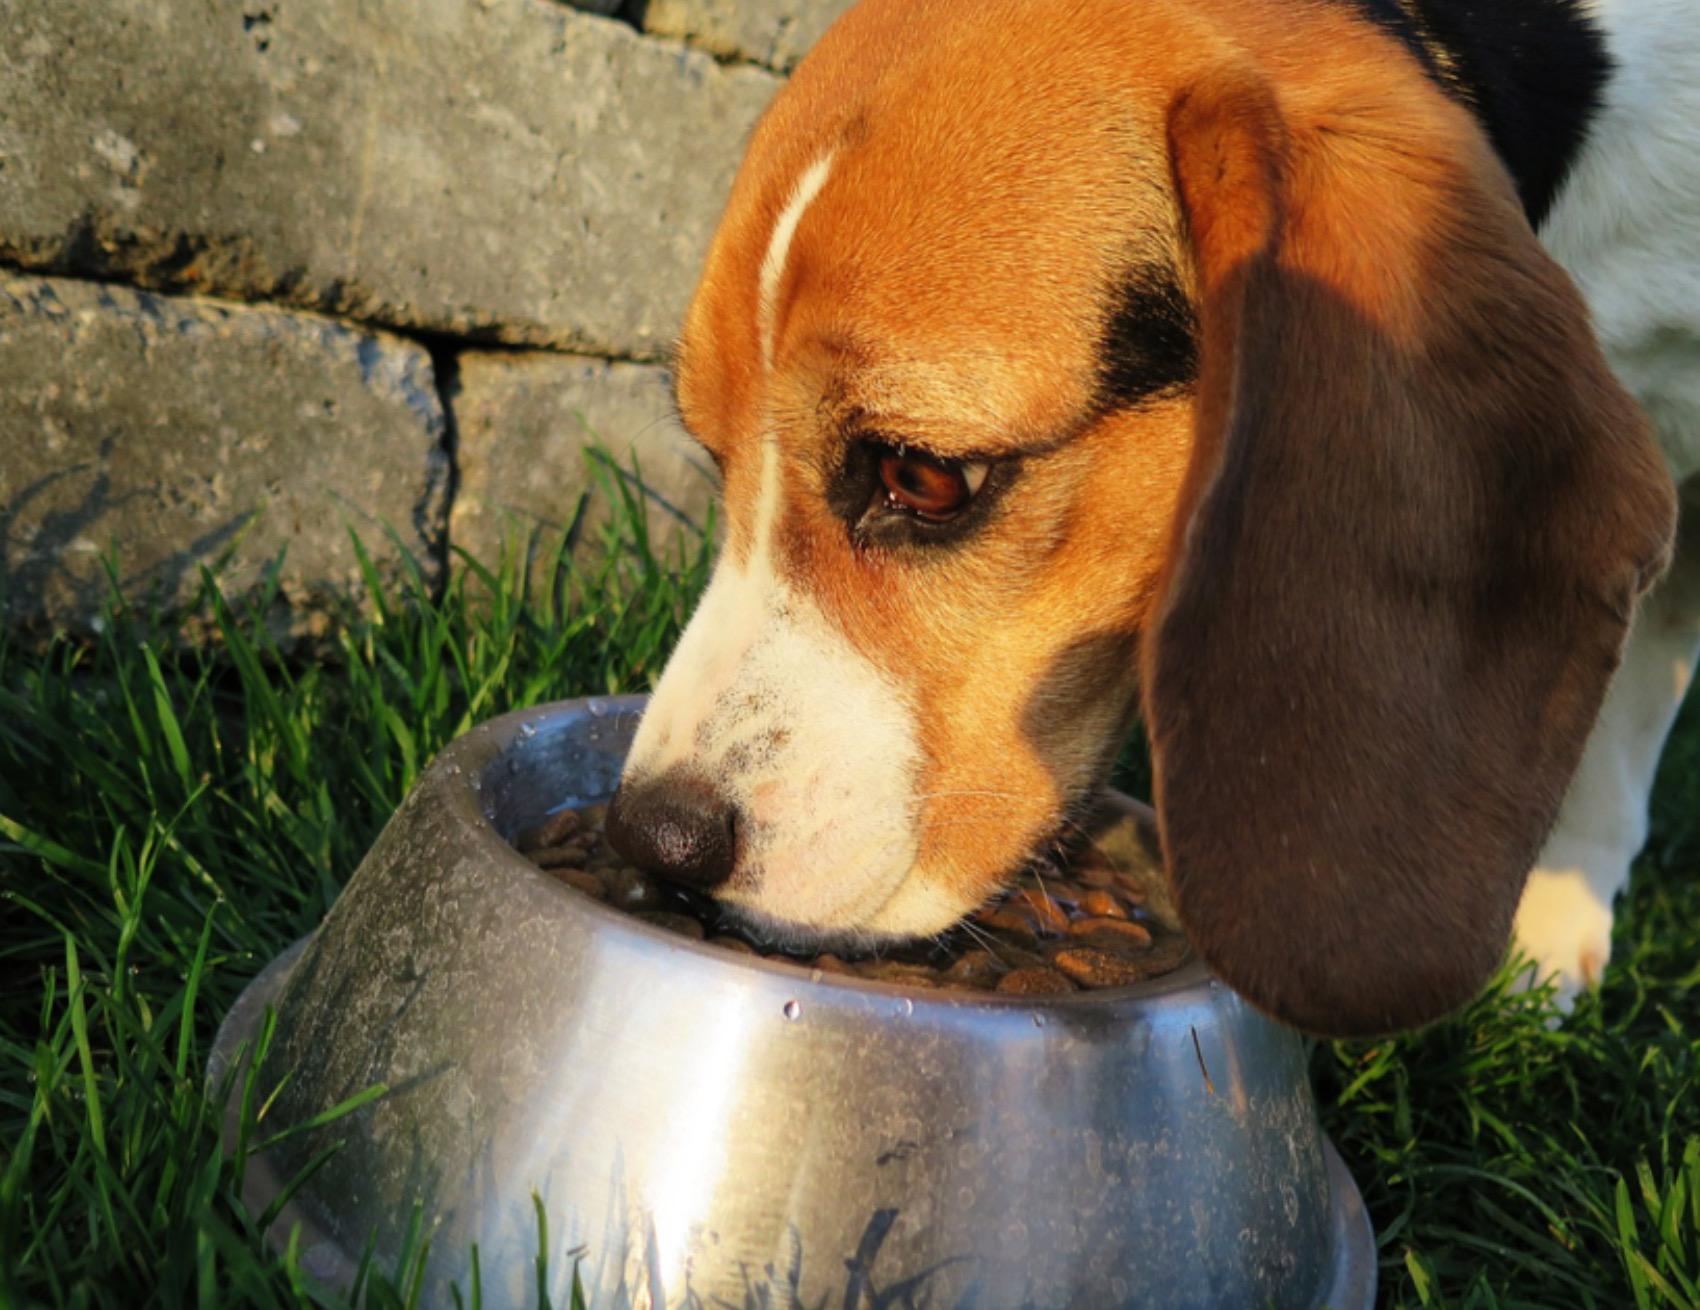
[607,0,1675,1035]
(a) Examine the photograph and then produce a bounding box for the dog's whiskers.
[914,815,1025,832]
[912,788,1044,806]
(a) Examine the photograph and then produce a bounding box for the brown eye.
[877,447,988,523]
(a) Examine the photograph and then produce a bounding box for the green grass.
[1,450,1697,1308]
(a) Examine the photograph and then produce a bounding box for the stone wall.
[0,0,854,640]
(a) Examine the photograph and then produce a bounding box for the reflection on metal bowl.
[210,695,1376,1309]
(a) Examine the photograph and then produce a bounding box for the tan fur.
[651,0,1676,1033]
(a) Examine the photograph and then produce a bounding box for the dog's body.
[1517,0,1700,1009]
[606,0,1695,1035]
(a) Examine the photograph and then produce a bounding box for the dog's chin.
[708,794,1117,954]
[708,901,914,957]
[710,869,985,956]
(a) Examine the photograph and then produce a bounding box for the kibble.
[1008,888,1072,934]
[1052,946,1156,989]
[995,966,1077,996]
[515,808,582,853]
[939,950,1006,989]
[861,960,943,988]
[553,868,606,900]
[636,911,707,940]
[531,845,591,871]
[514,801,1190,995]
[1067,916,1152,947]
[604,865,667,911]
[1077,890,1126,919]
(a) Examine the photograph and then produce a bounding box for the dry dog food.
[513,801,1191,994]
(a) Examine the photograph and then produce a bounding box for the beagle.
[606,0,1698,1037]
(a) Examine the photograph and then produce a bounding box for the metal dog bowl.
[211,695,1376,1309]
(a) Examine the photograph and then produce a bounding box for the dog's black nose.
[606,770,739,891]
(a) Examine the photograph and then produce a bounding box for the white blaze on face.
[622,152,932,937]
[758,154,834,376]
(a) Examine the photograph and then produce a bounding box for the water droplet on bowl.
[518,722,537,740]
[1032,1011,1048,1028]
[894,997,914,1018]
[783,999,802,1021]
[587,698,612,718]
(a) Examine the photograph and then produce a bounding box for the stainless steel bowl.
[212,695,1375,1309]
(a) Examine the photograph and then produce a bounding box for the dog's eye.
[877,447,989,523]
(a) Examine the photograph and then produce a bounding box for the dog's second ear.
[1144,63,1676,1037]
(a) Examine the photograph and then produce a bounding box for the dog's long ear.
[1144,63,1676,1037]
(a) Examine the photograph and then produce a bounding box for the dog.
[605,0,1697,1038]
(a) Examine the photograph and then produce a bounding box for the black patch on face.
[1096,263,1199,413]
[825,435,883,527]
[1335,0,1611,230]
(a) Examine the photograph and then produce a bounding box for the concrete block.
[449,350,716,573]
[0,0,779,360]
[637,0,857,70]
[0,275,448,639]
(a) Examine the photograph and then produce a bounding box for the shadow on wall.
[0,438,718,649]
[0,452,263,636]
